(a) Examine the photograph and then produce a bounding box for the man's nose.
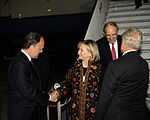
[110,35,113,39]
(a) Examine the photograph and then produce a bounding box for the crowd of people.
[8,22,150,120]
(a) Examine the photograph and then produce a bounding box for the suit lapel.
[31,63,41,90]
[104,38,112,60]
[20,51,41,90]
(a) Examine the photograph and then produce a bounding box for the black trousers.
[135,0,149,6]
[8,101,37,120]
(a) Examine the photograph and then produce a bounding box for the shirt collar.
[21,49,31,61]
[109,40,117,46]
[122,50,137,56]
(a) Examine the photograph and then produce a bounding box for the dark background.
[0,12,91,85]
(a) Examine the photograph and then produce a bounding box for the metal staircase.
[106,0,150,110]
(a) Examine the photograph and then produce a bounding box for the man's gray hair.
[122,28,142,50]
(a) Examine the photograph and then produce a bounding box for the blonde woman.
[57,40,103,120]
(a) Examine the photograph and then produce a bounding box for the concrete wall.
[84,0,110,41]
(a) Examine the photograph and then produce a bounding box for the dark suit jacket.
[95,51,149,120]
[8,51,49,120]
[96,35,122,71]
[34,53,51,120]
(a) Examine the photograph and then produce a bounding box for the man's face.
[105,25,118,44]
[30,37,45,58]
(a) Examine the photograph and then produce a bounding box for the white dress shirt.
[109,40,118,59]
[21,49,31,61]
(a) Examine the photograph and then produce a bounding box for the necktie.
[31,60,34,65]
[112,43,116,60]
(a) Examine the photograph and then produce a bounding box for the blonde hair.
[122,28,142,50]
[78,40,100,62]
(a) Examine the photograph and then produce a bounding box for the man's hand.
[50,91,59,102]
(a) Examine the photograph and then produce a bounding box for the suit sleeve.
[57,67,73,97]
[95,62,118,119]
[9,62,49,106]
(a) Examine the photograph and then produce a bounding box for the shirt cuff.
[49,94,51,101]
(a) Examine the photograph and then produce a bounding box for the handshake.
[49,90,60,102]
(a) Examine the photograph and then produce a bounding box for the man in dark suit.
[8,32,59,120]
[95,28,150,120]
[135,0,149,9]
[34,53,51,120]
[96,22,122,72]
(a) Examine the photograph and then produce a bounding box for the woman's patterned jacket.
[58,59,103,120]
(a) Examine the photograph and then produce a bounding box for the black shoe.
[135,4,142,9]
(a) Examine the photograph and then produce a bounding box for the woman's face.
[78,44,91,62]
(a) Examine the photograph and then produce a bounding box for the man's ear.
[29,45,34,50]
[28,45,34,53]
